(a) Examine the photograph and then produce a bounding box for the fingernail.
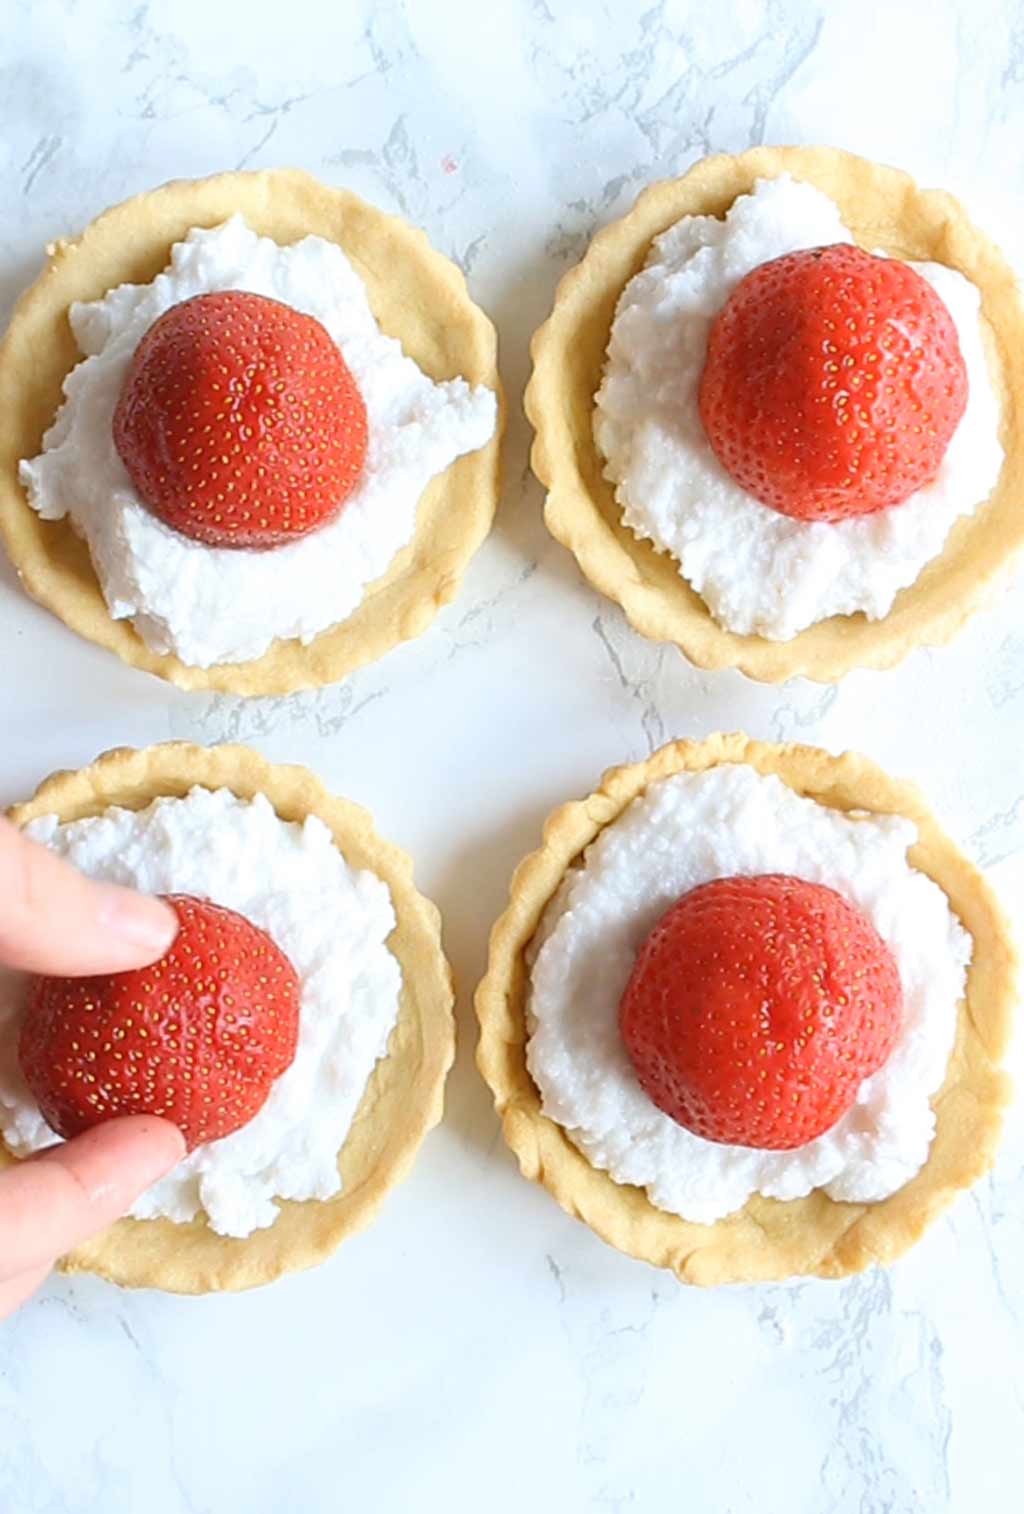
[97,888,178,959]
[61,1118,187,1206]
[128,1118,188,1182]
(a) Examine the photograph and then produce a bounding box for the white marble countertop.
[2,1,1023,1509]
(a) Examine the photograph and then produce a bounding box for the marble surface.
[2,1,1023,1509]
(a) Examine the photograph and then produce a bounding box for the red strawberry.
[113,290,368,549]
[19,894,301,1152]
[618,874,902,1150]
[698,243,967,522]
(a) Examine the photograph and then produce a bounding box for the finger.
[0,1117,185,1278]
[0,1263,50,1319]
[0,817,178,975]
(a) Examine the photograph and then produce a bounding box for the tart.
[527,146,1024,683]
[475,733,1015,1284]
[0,742,454,1294]
[0,169,503,695]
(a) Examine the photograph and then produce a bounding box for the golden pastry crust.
[0,169,503,695]
[475,733,1016,1284]
[2,742,455,1294]
[527,146,1024,683]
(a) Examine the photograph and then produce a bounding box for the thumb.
[1,1117,185,1278]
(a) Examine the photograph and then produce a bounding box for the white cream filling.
[527,764,971,1225]
[19,215,497,667]
[594,175,1004,640]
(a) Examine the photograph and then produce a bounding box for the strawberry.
[618,874,902,1150]
[113,290,368,549]
[698,243,967,522]
[19,894,301,1152]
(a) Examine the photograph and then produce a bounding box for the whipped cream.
[594,175,1004,640]
[527,763,971,1225]
[20,215,497,667]
[0,788,402,1238]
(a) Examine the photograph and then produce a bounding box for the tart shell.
[2,742,455,1294]
[475,733,1016,1284]
[0,169,503,695]
[527,146,1024,683]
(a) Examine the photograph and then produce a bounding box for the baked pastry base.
[2,742,455,1294]
[0,169,503,695]
[527,146,1024,683]
[475,733,1016,1284]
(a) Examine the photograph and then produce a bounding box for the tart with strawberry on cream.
[0,743,454,1293]
[527,146,1024,682]
[476,734,1015,1284]
[0,170,501,695]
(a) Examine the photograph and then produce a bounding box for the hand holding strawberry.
[0,819,183,1319]
[20,894,301,1152]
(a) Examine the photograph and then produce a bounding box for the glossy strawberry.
[698,243,967,522]
[113,290,368,549]
[618,874,902,1150]
[19,894,301,1151]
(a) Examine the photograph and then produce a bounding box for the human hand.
[0,817,185,1317]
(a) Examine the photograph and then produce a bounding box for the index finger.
[0,816,178,975]
[0,1118,185,1279]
